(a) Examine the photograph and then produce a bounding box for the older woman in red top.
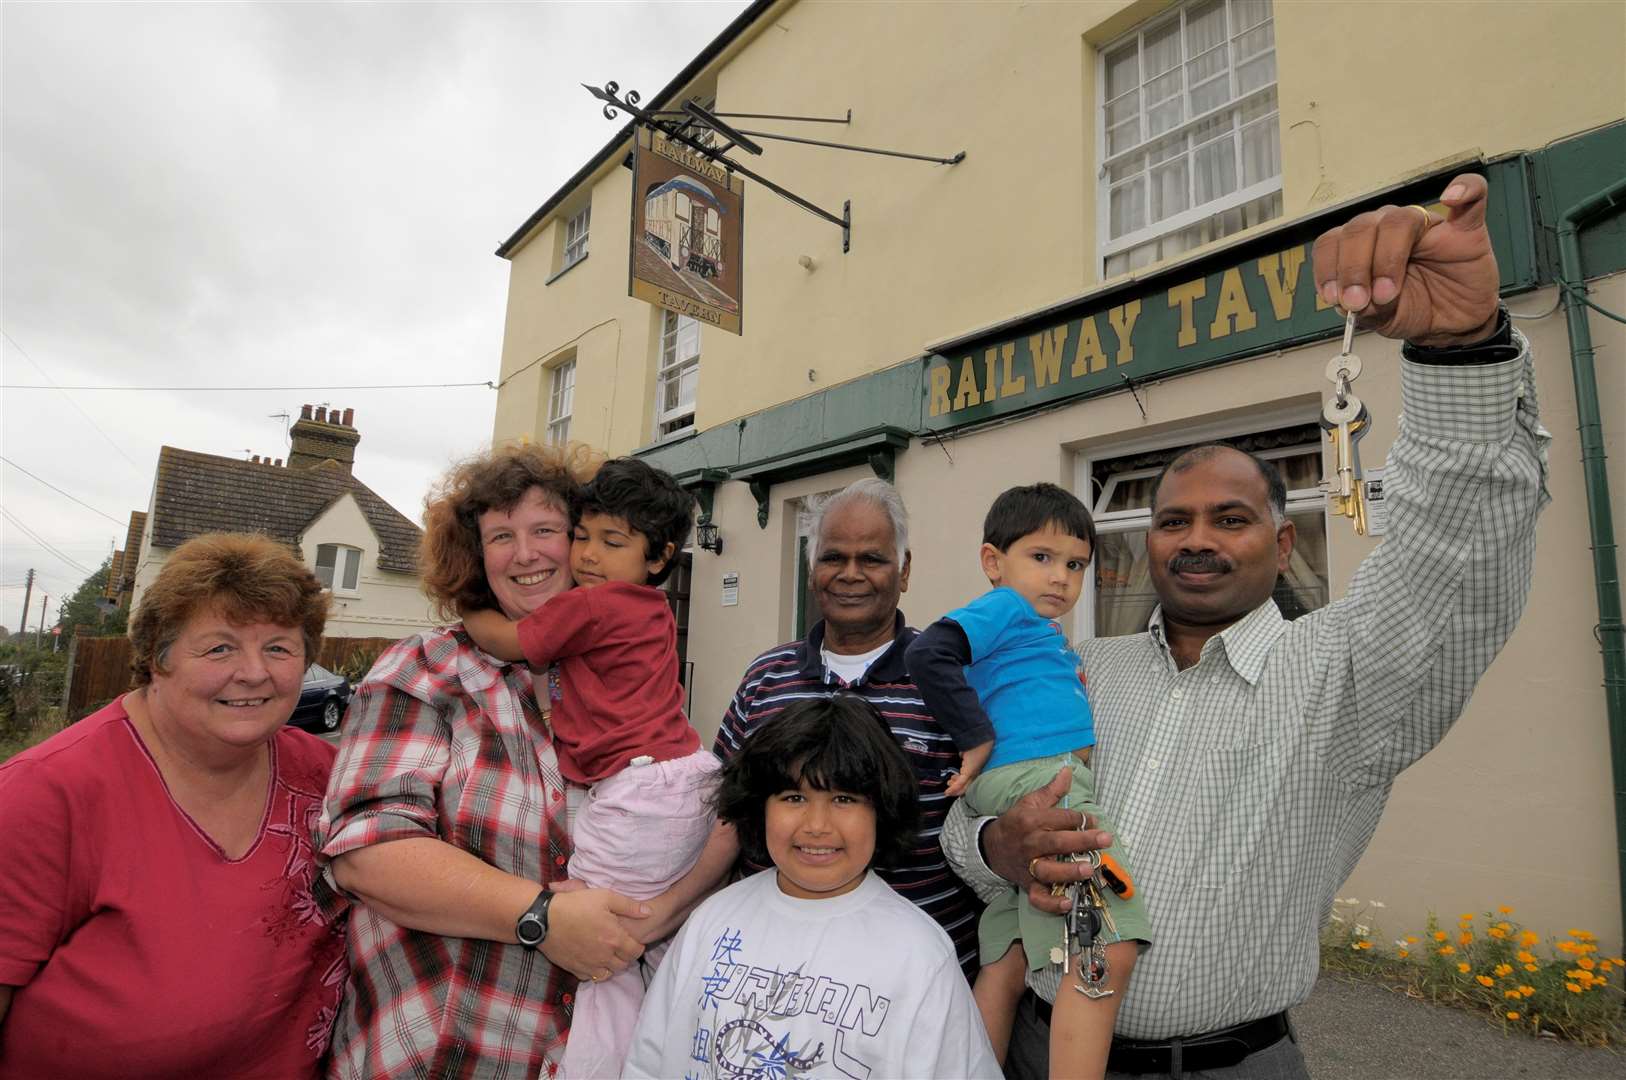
[0,533,348,1079]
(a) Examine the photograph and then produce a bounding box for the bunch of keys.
[1322,311,1370,535]
[1049,851,1118,998]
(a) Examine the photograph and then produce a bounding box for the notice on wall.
[721,571,740,607]
[1364,468,1389,536]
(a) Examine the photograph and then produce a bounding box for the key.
[1321,311,1371,535]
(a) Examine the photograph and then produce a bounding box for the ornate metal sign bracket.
[587,81,964,254]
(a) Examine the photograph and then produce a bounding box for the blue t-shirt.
[946,586,1094,769]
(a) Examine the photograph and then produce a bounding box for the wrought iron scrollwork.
[597,80,640,120]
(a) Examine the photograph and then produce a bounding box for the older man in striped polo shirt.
[713,476,984,975]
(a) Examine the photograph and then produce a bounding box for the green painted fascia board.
[1530,121,1626,283]
[730,426,910,484]
[634,424,743,479]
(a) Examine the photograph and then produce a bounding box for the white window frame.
[315,543,363,597]
[1071,403,1325,641]
[655,310,701,438]
[563,204,590,268]
[1095,0,1282,275]
[546,358,576,445]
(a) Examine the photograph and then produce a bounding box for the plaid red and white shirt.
[314,627,577,1080]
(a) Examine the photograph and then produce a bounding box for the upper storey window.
[1099,0,1281,277]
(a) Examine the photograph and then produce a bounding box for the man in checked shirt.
[942,172,1548,1079]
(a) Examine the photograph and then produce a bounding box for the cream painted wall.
[300,493,436,638]
[493,0,1623,449]
[686,276,1626,951]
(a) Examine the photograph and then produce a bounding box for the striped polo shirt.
[713,612,983,977]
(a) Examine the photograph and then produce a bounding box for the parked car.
[289,663,352,733]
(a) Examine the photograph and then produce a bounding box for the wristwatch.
[516,889,553,949]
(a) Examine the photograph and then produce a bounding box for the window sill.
[545,253,589,286]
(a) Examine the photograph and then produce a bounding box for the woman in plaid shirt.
[314,444,709,1080]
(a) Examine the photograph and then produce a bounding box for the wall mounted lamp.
[696,521,724,555]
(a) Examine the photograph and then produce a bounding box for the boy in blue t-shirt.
[908,482,1150,1079]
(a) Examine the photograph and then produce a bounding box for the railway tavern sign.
[630,127,746,335]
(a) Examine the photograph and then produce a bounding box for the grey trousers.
[1004,992,1310,1080]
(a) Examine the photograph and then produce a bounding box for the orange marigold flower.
[1565,982,1582,993]
[1493,964,1513,977]
[1460,913,1476,922]
[1506,1011,1520,1021]
[1516,950,1536,964]
[1439,946,1456,956]
[1476,975,1494,987]
[1556,941,1579,954]
[1497,906,1514,915]
[1503,989,1521,1000]
[1488,928,1507,940]
[1519,985,1536,997]
[1580,943,1598,954]
[1457,962,1471,973]
[1397,949,1410,959]
[1524,963,1539,972]
[1518,931,1538,947]
[1352,941,1372,951]
[1578,957,1596,971]
[1570,929,1595,941]
[1458,932,1474,946]
[1433,931,1448,942]
[1611,957,1625,965]
[1405,936,1420,945]
[1601,960,1615,973]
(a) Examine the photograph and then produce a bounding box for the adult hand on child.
[541,888,649,981]
[461,607,528,663]
[982,767,1112,916]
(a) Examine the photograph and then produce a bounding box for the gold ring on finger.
[1409,204,1434,230]
[1028,856,1045,881]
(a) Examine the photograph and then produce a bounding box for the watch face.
[517,892,550,947]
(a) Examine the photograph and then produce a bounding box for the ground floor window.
[1086,422,1328,637]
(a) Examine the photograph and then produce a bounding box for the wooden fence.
[64,633,404,720]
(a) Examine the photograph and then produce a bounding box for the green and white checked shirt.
[942,334,1550,1041]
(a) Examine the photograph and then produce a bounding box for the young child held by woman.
[463,456,719,1080]
[624,695,1000,1079]
[907,482,1152,1079]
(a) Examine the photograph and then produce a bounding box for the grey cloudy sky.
[1,0,750,628]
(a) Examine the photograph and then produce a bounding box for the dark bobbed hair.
[128,532,328,686]
[580,457,695,587]
[419,441,600,621]
[1152,443,1288,526]
[982,482,1098,554]
[713,695,920,871]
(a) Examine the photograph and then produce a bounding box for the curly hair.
[128,533,329,686]
[580,458,695,587]
[713,695,920,871]
[419,441,600,621]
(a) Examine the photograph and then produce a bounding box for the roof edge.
[494,0,781,259]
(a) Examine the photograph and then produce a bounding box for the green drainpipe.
[1555,176,1626,944]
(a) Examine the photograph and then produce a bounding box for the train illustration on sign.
[643,176,726,280]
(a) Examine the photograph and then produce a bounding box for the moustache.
[1167,553,1232,575]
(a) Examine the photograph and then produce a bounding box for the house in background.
[124,405,435,638]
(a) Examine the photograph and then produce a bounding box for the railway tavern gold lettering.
[999,341,1025,397]
[1168,279,1206,347]
[1208,267,1258,339]
[929,362,952,417]
[1029,325,1071,389]
[1108,300,1141,366]
[1070,315,1109,376]
[1257,246,1307,321]
[953,355,981,409]
[983,349,998,403]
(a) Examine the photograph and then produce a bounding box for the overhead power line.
[2,380,496,391]
[0,506,94,576]
[1,329,143,471]
[1,457,129,526]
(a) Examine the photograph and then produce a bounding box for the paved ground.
[1296,973,1620,1079]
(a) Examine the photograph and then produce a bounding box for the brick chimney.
[287,403,361,474]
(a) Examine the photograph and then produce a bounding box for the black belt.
[1027,991,1290,1075]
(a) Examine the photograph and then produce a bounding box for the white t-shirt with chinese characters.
[624,869,1000,1080]
[819,641,892,686]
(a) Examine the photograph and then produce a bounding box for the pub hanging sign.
[629,126,746,336]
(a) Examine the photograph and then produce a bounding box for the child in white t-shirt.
[623,695,1001,1080]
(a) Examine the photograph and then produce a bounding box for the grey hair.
[805,477,910,571]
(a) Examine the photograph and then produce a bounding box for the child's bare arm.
[905,619,997,787]
[462,607,527,663]
[1051,940,1137,1080]
[945,740,994,798]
